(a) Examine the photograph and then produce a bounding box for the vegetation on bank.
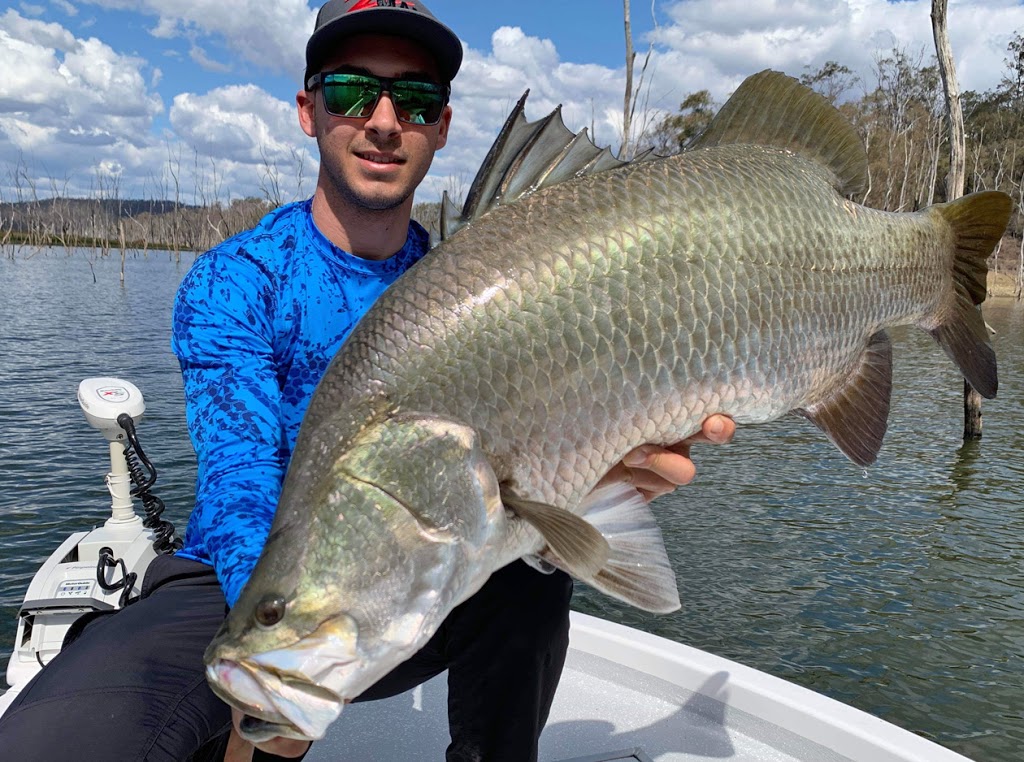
[2,39,1022,298]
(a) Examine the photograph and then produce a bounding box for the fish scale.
[336,150,905,506]
[204,71,1011,742]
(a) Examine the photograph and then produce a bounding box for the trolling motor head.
[78,377,145,442]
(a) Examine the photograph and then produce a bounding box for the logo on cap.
[350,0,421,11]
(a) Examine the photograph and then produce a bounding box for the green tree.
[799,61,859,104]
[647,90,717,155]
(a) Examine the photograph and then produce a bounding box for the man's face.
[300,34,452,213]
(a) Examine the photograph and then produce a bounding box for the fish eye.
[254,595,286,627]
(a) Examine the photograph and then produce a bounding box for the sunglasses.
[307,71,449,126]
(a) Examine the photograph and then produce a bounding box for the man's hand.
[224,709,311,761]
[599,414,735,502]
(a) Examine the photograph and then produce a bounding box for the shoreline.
[988,270,1022,299]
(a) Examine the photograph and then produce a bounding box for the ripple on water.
[2,253,1023,760]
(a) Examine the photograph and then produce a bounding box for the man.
[0,2,734,760]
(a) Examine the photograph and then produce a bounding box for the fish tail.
[926,191,1012,399]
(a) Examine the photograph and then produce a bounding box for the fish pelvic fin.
[505,495,610,579]
[687,70,868,198]
[795,331,893,467]
[536,482,680,614]
[925,191,1012,399]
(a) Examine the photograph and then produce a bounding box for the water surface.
[1,250,1021,760]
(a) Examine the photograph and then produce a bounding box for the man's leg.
[0,555,234,762]
[442,560,573,762]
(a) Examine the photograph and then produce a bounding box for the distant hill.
[0,196,271,252]
[0,198,198,220]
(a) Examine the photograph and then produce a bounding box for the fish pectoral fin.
[504,495,610,578]
[571,480,681,614]
[795,331,893,467]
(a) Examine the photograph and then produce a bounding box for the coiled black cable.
[117,413,182,555]
[96,547,137,608]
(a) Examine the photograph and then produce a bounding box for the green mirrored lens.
[322,75,380,118]
[390,81,445,125]
[320,73,445,125]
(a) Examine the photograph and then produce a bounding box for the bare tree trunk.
[119,219,127,285]
[1011,178,1019,297]
[932,0,982,439]
[622,0,635,158]
[932,1,965,198]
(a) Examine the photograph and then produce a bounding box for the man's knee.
[469,561,572,649]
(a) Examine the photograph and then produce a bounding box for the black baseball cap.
[305,0,463,89]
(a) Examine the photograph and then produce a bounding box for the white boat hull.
[309,611,971,762]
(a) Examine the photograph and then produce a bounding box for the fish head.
[204,412,507,741]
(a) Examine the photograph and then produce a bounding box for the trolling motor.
[1,378,179,713]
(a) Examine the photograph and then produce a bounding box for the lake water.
[0,249,1021,761]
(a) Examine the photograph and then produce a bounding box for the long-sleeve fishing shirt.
[171,199,431,607]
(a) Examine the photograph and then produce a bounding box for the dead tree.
[932,0,983,440]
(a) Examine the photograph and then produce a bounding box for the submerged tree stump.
[964,380,983,439]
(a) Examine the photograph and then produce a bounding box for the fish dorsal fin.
[688,69,868,197]
[794,331,893,466]
[441,91,653,241]
[504,495,610,578]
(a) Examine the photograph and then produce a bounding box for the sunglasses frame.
[306,70,450,126]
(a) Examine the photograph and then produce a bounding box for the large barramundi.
[204,71,1012,740]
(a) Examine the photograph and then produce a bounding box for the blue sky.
[2,1,1022,204]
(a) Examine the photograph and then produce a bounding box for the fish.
[203,70,1013,741]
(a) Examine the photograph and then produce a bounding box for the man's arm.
[172,251,287,607]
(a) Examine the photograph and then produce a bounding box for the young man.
[0,2,733,760]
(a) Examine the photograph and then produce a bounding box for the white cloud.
[2,7,75,49]
[168,84,317,200]
[50,0,78,16]
[0,6,319,202]
[189,43,231,73]
[0,10,162,195]
[0,12,162,134]
[83,0,314,80]
[424,0,1024,204]
[2,1,1022,206]
[648,0,1023,100]
[170,84,297,161]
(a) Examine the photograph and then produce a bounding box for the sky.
[1,0,1022,205]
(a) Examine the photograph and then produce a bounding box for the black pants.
[0,554,572,761]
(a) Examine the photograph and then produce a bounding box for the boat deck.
[312,647,841,761]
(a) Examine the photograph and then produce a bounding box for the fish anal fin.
[572,481,680,614]
[504,495,610,579]
[688,70,868,197]
[795,331,893,467]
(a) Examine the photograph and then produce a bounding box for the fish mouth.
[207,655,353,740]
[238,712,310,744]
[206,614,361,740]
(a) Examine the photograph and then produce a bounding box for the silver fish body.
[205,71,1012,740]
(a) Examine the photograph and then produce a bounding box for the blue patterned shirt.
[171,199,431,606]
